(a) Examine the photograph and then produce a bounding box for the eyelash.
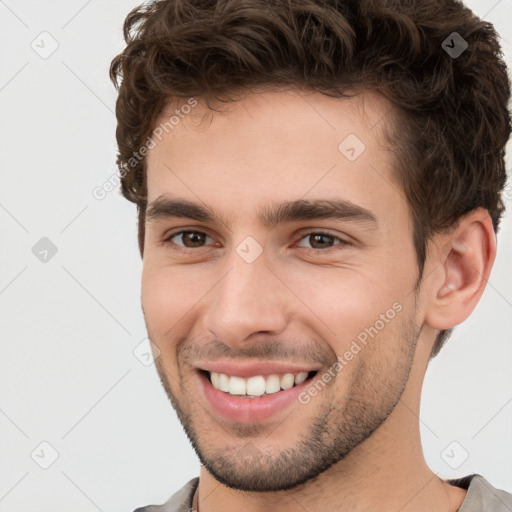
[162,229,350,254]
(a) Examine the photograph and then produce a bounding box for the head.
[110,0,510,493]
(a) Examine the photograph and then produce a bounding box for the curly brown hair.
[109,0,511,358]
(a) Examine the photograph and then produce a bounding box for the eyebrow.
[146,196,378,229]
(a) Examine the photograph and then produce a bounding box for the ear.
[423,208,497,331]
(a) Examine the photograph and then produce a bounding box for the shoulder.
[132,477,199,512]
[448,474,512,512]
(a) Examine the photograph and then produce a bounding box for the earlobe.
[424,208,496,331]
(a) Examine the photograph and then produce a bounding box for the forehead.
[152,87,393,150]
[145,88,407,231]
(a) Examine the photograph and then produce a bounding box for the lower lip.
[199,371,313,423]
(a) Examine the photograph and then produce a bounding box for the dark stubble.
[152,314,420,492]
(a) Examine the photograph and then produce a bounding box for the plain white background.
[0,0,511,510]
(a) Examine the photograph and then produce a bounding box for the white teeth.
[228,376,246,395]
[218,373,230,392]
[280,373,295,390]
[246,376,266,396]
[295,371,308,385]
[208,371,312,396]
[265,374,281,394]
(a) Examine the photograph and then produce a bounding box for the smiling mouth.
[200,369,318,398]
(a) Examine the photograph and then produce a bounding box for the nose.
[201,246,290,347]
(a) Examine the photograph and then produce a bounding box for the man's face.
[141,88,424,492]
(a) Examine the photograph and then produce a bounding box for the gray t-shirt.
[133,474,512,512]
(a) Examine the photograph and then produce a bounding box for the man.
[110,0,512,510]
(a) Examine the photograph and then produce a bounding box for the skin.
[141,87,496,512]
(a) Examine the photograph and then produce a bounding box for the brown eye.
[296,231,348,251]
[165,230,212,248]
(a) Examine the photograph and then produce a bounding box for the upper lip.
[195,360,320,378]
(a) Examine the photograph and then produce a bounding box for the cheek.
[141,261,217,340]
[290,267,407,349]
[141,263,188,338]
